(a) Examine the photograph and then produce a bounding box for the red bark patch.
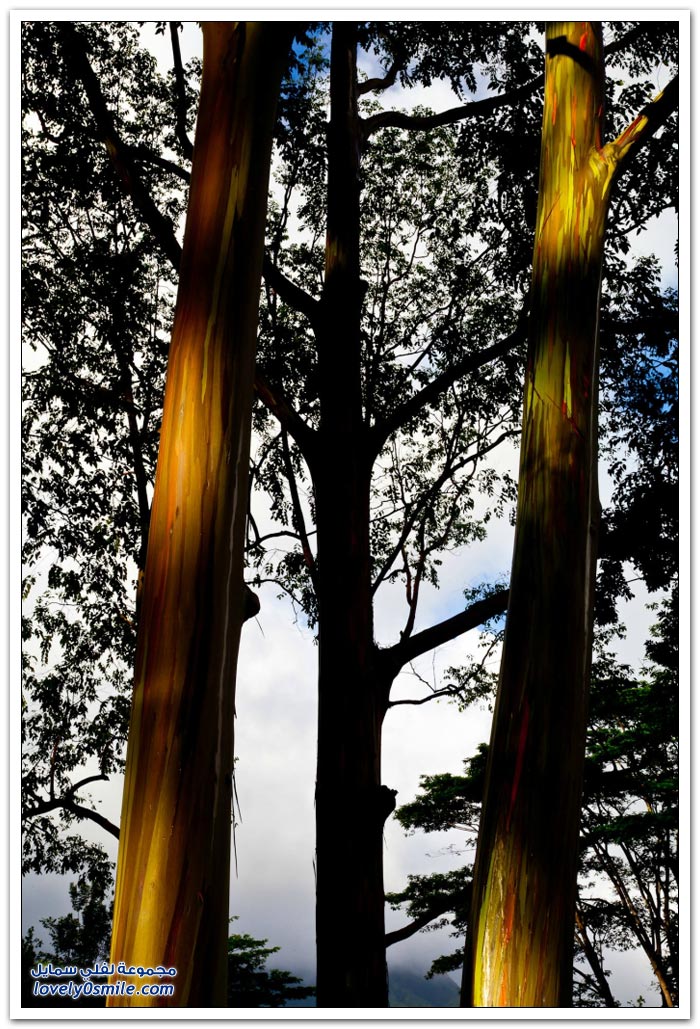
[507,698,530,830]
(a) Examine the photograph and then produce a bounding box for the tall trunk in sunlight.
[108,23,292,1007]
[312,21,391,1007]
[463,22,613,1007]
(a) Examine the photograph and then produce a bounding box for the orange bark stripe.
[499,967,508,1006]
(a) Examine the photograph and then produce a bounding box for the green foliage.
[22,888,312,1009]
[387,868,471,979]
[227,921,314,1007]
[21,859,114,1007]
[598,260,678,606]
[252,52,526,630]
[394,747,485,835]
[390,594,679,1005]
[22,19,187,876]
[575,590,678,1005]
[387,868,471,927]
[40,861,113,970]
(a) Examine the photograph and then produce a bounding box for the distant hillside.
[389,967,460,1008]
[284,967,460,1008]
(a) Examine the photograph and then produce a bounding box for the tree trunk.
[574,906,617,1007]
[463,22,612,1007]
[107,23,291,1007]
[312,22,390,1007]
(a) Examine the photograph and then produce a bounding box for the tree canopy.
[389,587,678,1005]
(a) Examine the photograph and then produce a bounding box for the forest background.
[10,8,691,1012]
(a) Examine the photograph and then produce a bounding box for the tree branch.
[110,325,151,574]
[281,430,318,590]
[254,374,317,463]
[362,23,652,147]
[604,22,653,61]
[262,253,321,328]
[372,416,471,594]
[56,22,183,273]
[388,685,464,709]
[385,908,447,947]
[68,773,110,795]
[129,143,191,183]
[358,59,402,95]
[574,904,617,1007]
[379,588,509,678]
[362,74,543,143]
[64,799,120,839]
[169,21,195,160]
[608,74,679,178]
[24,775,120,840]
[368,317,527,457]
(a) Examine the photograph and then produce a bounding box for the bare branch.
[130,144,190,183]
[64,799,120,839]
[24,776,120,840]
[362,74,543,144]
[372,428,517,594]
[380,588,509,678]
[385,908,448,947]
[68,773,110,795]
[358,59,402,95]
[262,253,321,328]
[254,373,317,463]
[109,328,151,573]
[56,22,183,273]
[249,528,304,549]
[281,431,318,590]
[169,21,195,160]
[388,685,464,709]
[608,74,679,178]
[368,317,527,458]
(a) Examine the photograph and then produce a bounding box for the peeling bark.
[465,21,635,1007]
[107,23,292,1007]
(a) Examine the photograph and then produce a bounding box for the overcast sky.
[18,16,684,1012]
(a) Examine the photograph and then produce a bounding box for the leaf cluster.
[227,921,315,1007]
[390,592,678,1004]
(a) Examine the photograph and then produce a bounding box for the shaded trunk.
[463,22,612,1007]
[108,23,291,1007]
[314,466,389,1008]
[593,841,676,1007]
[574,906,617,1007]
[313,22,390,1007]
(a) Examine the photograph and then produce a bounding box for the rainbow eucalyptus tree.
[106,22,294,1007]
[462,21,678,1007]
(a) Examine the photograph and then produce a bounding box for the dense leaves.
[390,593,679,1005]
[21,885,313,1010]
[21,857,114,1007]
[598,259,678,604]
[227,925,315,1007]
[21,20,190,873]
[577,591,679,1006]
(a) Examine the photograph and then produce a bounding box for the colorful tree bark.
[107,23,292,1007]
[463,21,677,1007]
